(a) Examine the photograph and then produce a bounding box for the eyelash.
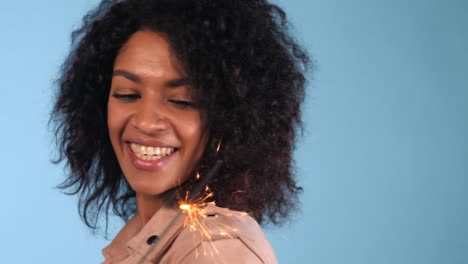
[112,93,197,108]
[168,99,197,108]
[112,93,140,102]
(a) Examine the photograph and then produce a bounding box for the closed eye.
[112,93,140,102]
[168,99,198,108]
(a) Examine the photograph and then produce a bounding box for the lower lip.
[126,144,177,171]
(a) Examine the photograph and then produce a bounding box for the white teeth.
[139,145,146,155]
[131,144,138,153]
[147,147,154,155]
[130,143,176,160]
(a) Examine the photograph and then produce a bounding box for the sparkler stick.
[137,160,224,263]
[187,160,223,201]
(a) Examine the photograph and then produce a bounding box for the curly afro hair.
[51,0,310,230]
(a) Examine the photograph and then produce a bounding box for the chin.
[127,175,185,198]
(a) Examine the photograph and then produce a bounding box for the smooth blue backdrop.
[0,0,466,263]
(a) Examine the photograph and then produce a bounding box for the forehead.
[113,30,184,78]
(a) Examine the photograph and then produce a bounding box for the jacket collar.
[102,205,186,263]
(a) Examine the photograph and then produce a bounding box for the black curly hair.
[51,0,309,230]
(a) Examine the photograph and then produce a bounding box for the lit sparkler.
[139,160,248,263]
[179,186,215,232]
[178,185,248,261]
[137,160,224,264]
[179,186,219,258]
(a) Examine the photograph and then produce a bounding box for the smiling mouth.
[130,143,178,161]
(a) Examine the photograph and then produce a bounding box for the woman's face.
[108,30,208,197]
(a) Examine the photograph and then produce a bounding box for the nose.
[130,99,170,135]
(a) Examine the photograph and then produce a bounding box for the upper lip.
[125,138,179,149]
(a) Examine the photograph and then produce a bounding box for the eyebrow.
[165,77,191,88]
[113,70,141,83]
[112,69,191,88]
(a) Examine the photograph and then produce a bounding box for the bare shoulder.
[161,204,278,264]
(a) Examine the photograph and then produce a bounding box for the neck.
[136,193,164,225]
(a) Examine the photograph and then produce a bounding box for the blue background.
[0,0,467,263]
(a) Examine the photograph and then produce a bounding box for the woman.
[51,0,309,263]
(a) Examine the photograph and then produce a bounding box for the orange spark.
[216,137,222,153]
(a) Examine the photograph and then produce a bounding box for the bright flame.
[179,204,191,211]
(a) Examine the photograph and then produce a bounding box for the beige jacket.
[102,204,278,263]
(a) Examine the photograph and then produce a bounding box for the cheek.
[178,114,209,157]
[107,103,127,144]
